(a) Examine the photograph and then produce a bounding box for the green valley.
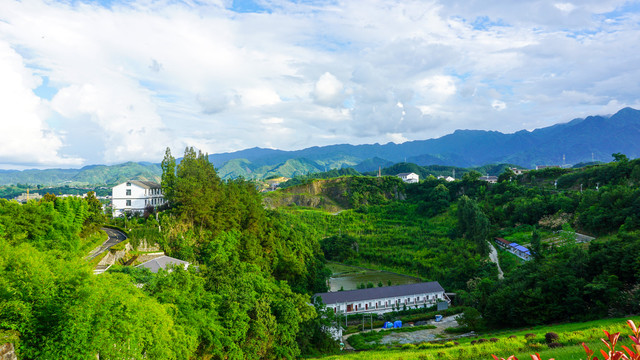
[1,150,640,360]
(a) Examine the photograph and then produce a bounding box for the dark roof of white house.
[136,256,189,273]
[129,180,161,189]
[396,172,417,177]
[314,281,445,305]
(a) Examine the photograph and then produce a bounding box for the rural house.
[479,175,498,183]
[494,237,532,261]
[396,172,419,184]
[112,180,166,217]
[314,281,449,315]
[437,175,455,182]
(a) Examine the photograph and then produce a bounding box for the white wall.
[327,291,446,315]
[399,173,419,183]
[112,182,165,217]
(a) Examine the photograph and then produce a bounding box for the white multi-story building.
[112,180,166,217]
[314,281,449,315]
[396,172,420,184]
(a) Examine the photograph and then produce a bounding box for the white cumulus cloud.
[492,100,507,111]
[313,72,345,107]
[0,40,82,168]
[387,133,409,144]
[0,0,639,168]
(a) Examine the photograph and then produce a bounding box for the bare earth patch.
[379,315,462,345]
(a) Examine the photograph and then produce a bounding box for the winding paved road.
[86,227,127,260]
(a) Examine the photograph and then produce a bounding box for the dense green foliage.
[3,149,640,359]
[282,201,497,291]
[263,176,405,212]
[0,184,111,200]
[457,195,490,256]
[370,163,516,179]
[453,159,640,328]
[0,147,336,359]
[157,147,334,357]
[0,196,193,359]
[278,156,640,335]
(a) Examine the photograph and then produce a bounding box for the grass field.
[315,316,640,360]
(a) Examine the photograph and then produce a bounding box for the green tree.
[462,170,482,182]
[498,168,515,183]
[160,147,177,203]
[84,191,105,226]
[457,195,490,255]
[457,307,484,331]
[530,226,542,261]
[54,273,195,360]
[173,147,222,229]
[320,234,358,262]
[612,152,629,163]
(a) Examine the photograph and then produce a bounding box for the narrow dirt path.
[487,242,504,279]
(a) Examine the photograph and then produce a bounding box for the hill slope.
[2,107,639,184]
[209,107,640,172]
[0,162,161,186]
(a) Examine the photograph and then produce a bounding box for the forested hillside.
[263,175,405,212]
[2,148,640,359]
[208,107,640,171]
[4,108,639,186]
[0,162,161,186]
[274,156,640,333]
[0,148,336,359]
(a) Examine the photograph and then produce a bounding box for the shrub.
[544,332,559,343]
[493,319,640,360]
[490,338,499,342]
[477,338,488,343]
[524,333,536,338]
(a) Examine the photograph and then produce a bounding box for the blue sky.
[1,0,639,169]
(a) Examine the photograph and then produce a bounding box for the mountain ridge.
[212,107,640,174]
[1,107,639,185]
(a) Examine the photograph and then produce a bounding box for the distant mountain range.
[0,162,162,187]
[210,107,640,178]
[1,107,638,186]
